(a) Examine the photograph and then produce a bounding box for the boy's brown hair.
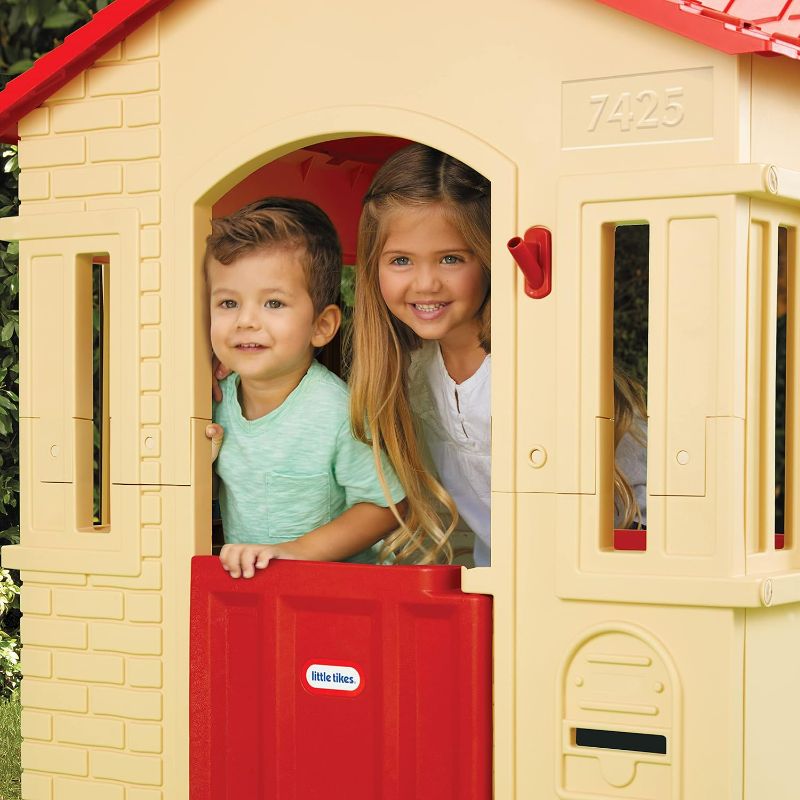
[205,197,342,313]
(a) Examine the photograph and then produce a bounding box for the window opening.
[80,255,110,530]
[93,258,109,528]
[206,136,490,569]
[776,226,789,548]
[611,224,649,551]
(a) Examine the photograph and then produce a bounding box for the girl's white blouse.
[408,343,649,566]
[409,342,491,566]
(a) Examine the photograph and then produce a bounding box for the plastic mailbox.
[190,557,492,799]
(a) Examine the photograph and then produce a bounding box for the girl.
[349,143,646,567]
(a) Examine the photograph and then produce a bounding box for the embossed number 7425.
[588,87,685,133]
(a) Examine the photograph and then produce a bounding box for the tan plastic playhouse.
[0,0,800,797]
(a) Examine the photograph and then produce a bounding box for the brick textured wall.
[15,15,169,800]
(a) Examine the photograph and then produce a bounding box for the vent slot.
[574,727,667,755]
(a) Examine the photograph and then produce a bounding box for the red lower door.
[190,558,492,800]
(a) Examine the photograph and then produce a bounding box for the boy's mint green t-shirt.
[213,361,405,564]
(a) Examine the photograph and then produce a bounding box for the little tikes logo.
[302,661,363,697]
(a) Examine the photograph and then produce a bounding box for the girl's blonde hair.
[349,143,491,563]
[349,143,646,556]
[613,369,647,528]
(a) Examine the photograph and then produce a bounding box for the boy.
[205,197,405,578]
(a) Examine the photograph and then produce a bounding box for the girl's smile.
[410,301,451,320]
[378,203,488,356]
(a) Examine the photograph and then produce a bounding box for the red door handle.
[508,226,552,299]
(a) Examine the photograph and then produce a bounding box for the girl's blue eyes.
[389,255,463,266]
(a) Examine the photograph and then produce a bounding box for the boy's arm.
[219,500,405,578]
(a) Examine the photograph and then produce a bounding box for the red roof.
[2,0,800,143]
[0,0,174,143]
[596,0,800,58]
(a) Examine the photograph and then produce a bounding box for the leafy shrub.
[1,0,111,87]
[0,145,20,699]
[0,570,19,696]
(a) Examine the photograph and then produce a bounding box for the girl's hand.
[212,356,232,403]
[205,423,224,462]
[219,543,291,579]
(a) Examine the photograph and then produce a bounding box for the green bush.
[0,144,20,700]
[1,0,111,88]
[0,571,19,697]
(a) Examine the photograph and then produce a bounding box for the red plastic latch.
[508,226,552,299]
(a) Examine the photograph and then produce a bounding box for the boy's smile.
[208,247,322,399]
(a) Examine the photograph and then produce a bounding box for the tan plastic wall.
[2,0,800,797]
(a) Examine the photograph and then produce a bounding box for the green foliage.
[0,0,110,86]
[0,147,19,555]
[0,572,18,698]
[0,142,20,698]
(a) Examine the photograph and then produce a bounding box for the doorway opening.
[207,136,489,568]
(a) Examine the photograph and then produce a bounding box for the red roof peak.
[0,0,174,143]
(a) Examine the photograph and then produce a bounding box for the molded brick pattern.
[20,563,166,796]
[20,770,51,799]
[54,716,124,749]
[91,622,162,655]
[53,589,123,620]
[127,658,162,689]
[15,17,170,798]
[18,171,49,201]
[52,99,122,133]
[127,723,162,753]
[23,681,87,715]
[91,751,162,784]
[54,777,124,800]
[17,14,163,487]
[22,711,53,742]
[22,619,88,651]
[22,571,87,587]
[128,790,163,800]
[91,687,162,721]
[21,586,52,615]
[21,648,53,679]
[22,741,88,777]
[54,652,125,684]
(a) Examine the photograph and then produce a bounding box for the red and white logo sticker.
[302,661,364,697]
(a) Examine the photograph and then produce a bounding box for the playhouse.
[1,0,800,797]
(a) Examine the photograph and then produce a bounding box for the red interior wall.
[213,136,410,263]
